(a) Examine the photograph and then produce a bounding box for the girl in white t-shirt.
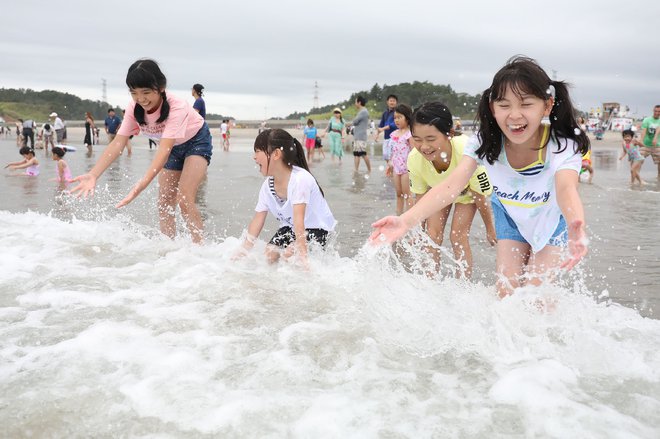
[71,59,212,243]
[238,129,336,266]
[371,56,590,297]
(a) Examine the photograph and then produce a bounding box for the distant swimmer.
[51,146,72,185]
[5,146,39,176]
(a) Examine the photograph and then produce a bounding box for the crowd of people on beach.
[4,55,660,298]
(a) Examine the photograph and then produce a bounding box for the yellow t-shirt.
[407,134,493,204]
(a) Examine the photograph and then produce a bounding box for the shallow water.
[1,135,659,437]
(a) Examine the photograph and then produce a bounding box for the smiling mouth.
[508,123,527,133]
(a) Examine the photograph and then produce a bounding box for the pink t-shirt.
[117,93,204,145]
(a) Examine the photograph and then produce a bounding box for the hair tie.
[546,84,556,99]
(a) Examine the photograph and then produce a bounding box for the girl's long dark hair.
[126,59,170,126]
[254,128,324,196]
[475,55,589,164]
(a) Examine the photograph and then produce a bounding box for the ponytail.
[474,89,501,164]
[548,80,590,155]
[292,137,324,196]
[156,91,170,124]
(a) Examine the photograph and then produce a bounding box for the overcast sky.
[2,0,659,120]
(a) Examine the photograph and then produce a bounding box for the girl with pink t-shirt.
[71,59,213,243]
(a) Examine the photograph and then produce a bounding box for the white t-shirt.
[464,133,582,252]
[255,166,336,231]
[220,123,228,134]
[53,117,64,130]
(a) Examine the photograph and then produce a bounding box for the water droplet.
[574,128,581,135]
[440,152,447,159]
[364,174,369,179]
[379,233,386,242]
[378,165,385,171]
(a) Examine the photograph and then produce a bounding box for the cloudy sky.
[2,0,659,120]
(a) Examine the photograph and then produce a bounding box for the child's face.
[22,154,32,160]
[411,123,451,163]
[393,112,408,129]
[490,85,552,146]
[623,134,633,142]
[253,149,270,176]
[129,87,163,112]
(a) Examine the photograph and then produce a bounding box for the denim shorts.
[491,195,567,247]
[164,122,213,171]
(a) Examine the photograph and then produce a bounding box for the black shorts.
[353,151,366,157]
[268,226,329,248]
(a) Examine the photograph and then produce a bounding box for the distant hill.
[0,88,120,123]
[0,88,229,124]
[286,81,482,122]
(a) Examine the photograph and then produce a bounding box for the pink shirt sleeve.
[116,101,140,137]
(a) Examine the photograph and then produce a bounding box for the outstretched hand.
[560,220,588,270]
[369,215,409,245]
[69,173,97,198]
[116,181,145,208]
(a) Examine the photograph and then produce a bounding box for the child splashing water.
[5,147,39,176]
[51,146,72,184]
[371,56,589,297]
[405,101,496,279]
[386,103,414,215]
[237,129,336,267]
[71,59,213,243]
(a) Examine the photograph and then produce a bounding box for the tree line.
[286,81,482,120]
[0,88,119,122]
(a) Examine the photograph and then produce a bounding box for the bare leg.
[526,245,563,287]
[423,204,451,276]
[364,155,371,173]
[449,203,477,279]
[158,169,181,239]
[400,173,413,212]
[496,239,531,298]
[176,155,208,244]
[393,174,404,215]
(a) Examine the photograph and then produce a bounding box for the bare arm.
[638,128,647,146]
[5,159,27,168]
[619,143,627,160]
[555,169,587,269]
[291,203,308,256]
[242,211,268,250]
[473,191,497,246]
[8,158,37,170]
[70,134,130,197]
[370,156,478,243]
[115,138,175,207]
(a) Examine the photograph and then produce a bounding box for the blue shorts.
[164,122,213,171]
[491,195,567,247]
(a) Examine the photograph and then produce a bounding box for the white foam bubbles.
[1,211,660,436]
